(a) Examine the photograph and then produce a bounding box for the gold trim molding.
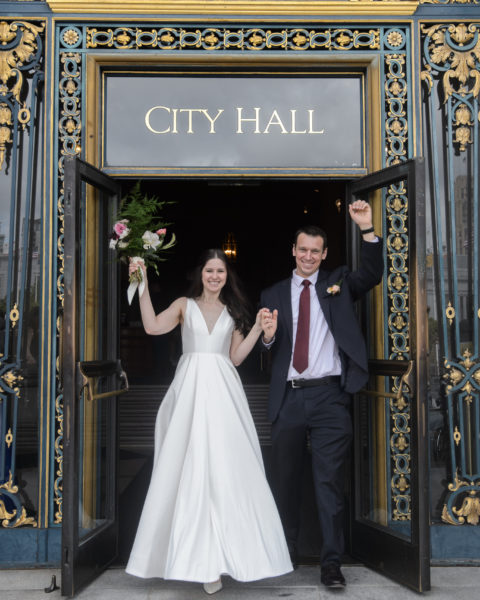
[47,1,419,16]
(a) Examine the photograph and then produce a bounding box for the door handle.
[360,359,414,400]
[78,362,129,402]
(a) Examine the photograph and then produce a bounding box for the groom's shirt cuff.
[262,335,275,348]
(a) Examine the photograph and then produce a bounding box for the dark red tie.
[293,280,310,373]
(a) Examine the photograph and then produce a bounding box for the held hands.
[259,308,278,343]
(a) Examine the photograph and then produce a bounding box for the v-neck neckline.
[192,299,227,336]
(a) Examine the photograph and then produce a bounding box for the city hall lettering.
[145,106,326,135]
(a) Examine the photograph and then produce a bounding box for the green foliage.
[111,182,176,274]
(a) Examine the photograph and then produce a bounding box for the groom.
[260,200,383,589]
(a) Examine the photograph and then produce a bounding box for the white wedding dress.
[126,298,292,583]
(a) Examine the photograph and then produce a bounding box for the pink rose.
[156,228,167,236]
[114,221,130,239]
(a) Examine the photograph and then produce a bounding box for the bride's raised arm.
[130,259,185,335]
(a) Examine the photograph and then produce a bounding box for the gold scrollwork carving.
[443,353,480,408]
[393,314,406,330]
[387,31,404,48]
[421,23,480,100]
[422,0,479,3]
[0,472,37,528]
[394,433,408,451]
[385,52,408,166]
[453,490,480,525]
[473,369,480,387]
[1,368,23,396]
[461,348,475,371]
[9,302,19,328]
[394,474,410,492]
[443,349,480,401]
[454,104,474,151]
[391,235,405,251]
[463,382,474,403]
[448,471,468,493]
[443,362,463,389]
[0,20,45,170]
[446,301,455,325]
[1,505,37,528]
[392,274,404,291]
[5,428,13,448]
[385,175,411,521]
[442,483,480,526]
[421,23,480,152]
[441,503,460,525]
[0,500,16,522]
[442,470,480,525]
[62,28,79,46]
[0,472,18,495]
[0,471,37,528]
[453,426,461,446]
[86,25,381,52]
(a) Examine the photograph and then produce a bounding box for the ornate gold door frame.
[53,18,413,527]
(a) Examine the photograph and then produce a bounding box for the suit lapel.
[315,270,334,332]
[278,278,293,344]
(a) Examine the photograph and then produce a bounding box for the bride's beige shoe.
[203,578,222,594]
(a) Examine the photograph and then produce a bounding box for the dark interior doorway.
[116,178,349,565]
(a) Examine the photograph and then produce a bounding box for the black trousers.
[270,382,352,566]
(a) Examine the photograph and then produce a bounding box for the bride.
[126,249,292,594]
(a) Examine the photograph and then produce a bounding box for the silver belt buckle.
[291,379,300,388]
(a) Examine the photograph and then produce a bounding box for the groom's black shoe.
[320,564,346,589]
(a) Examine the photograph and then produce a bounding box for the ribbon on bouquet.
[127,257,146,305]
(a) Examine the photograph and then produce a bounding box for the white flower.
[142,230,161,250]
[118,240,129,249]
[109,238,118,249]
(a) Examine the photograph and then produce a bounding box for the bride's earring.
[203,577,222,594]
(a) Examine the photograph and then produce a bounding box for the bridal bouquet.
[109,182,176,304]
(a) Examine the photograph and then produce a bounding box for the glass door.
[347,159,430,592]
[61,157,126,597]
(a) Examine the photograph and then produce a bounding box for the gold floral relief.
[421,23,480,152]
[0,20,45,170]
[0,472,37,528]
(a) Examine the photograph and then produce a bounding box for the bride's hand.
[129,257,146,278]
[260,308,278,342]
[254,308,267,331]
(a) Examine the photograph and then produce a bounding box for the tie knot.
[302,280,311,288]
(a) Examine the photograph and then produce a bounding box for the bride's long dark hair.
[186,249,251,336]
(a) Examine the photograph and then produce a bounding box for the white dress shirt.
[287,270,342,381]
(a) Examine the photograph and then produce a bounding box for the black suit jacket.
[260,239,384,422]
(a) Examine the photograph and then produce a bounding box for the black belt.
[289,376,341,388]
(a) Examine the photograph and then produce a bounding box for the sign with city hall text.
[102,73,365,176]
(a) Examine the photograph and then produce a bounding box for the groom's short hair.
[294,225,328,249]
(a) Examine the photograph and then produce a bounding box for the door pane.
[355,364,413,542]
[349,160,430,592]
[78,380,113,539]
[356,179,413,542]
[62,158,121,597]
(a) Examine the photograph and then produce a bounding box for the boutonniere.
[326,279,343,296]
